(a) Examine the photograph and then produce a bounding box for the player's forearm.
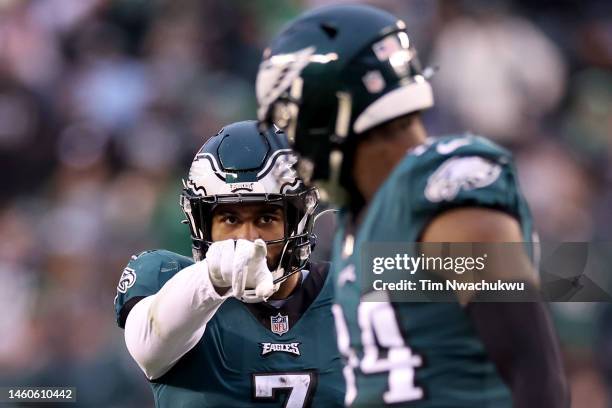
[465,296,569,407]
[124,260,228,380]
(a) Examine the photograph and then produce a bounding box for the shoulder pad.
[409,134,524,224]
[114,250,194,327]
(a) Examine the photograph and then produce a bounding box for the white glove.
[242,239,277,302]
[206,239,250,298]
[206,239,277,301]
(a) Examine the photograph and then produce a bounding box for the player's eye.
[258,214,278,225]
[259,215,273,224]
[221,215,239,225]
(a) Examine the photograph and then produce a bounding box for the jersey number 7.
[252,371,318,408]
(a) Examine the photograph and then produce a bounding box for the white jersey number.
[253,372,317,408]
[333,290,424,405]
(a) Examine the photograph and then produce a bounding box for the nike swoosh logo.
[436,138,471,155]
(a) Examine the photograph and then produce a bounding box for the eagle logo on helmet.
[271,153,301,193]
[256,46,339,129]
[256,46,316,122]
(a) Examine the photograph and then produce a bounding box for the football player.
[114,121,344,407]
[256,5,569,407]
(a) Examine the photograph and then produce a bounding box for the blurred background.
[0,0,610,406]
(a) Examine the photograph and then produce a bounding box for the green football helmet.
[256,4,434,204]
[180,121,319,298]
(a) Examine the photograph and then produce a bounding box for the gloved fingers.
[252,238,267,261]
[206,239,237,287]
[255,273,276,300]
[246,238,269,281]
[218,239,236,281]
[231,239,255,297]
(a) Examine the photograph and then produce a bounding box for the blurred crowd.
[0,0,610,406]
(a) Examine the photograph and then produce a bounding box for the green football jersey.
[114,250,345,408]
[331,134,534,407]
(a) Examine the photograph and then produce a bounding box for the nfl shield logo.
[270,313,289,336]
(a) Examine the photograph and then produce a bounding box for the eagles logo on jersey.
[116,267,136,293]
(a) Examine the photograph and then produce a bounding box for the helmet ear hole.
[320,23,338,39]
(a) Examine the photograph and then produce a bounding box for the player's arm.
[123,258,230,381]
[121,239,273,380]
[422,207,569,408]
